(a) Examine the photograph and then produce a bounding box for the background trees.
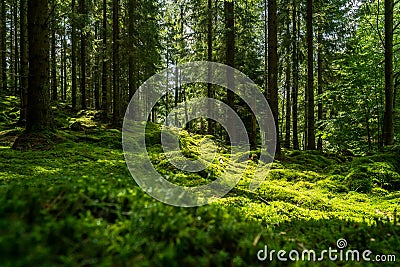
[0,0,397,151]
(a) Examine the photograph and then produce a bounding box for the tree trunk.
[292,0,299,150]
[19,0,28,123]
[62,19,67,102]
[306,0,315,150]
[128,0,136,100]
[268,0,280,154]
[13,0,19,96]
[317,29,323,151]
[101,0,109,118]
[207,0,215,135]
[284,19,291,149]
[71,0,77,110]
[79,0,87,110]
[27,0,52,131]
[51,14,57,101]
[224,0,235,143]
[94,23,100,109]
[383,0,394,146]
[0,1,4,92]
[224,1,234,109]
[112,0,120,123]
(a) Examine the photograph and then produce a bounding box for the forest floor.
[0,95,399,266]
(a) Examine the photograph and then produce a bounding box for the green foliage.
[0,103,399,265]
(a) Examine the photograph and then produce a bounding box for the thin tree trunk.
[94,23,100,109]
[19,0,28,123]
[62,19,67,102]
[71,0,77,110]
[306,0,315,150]
[383,0,394,146]
[224,0,235,143]
[51,16,58,101]
[284,18,291,149]
[112,0,120,123]
[207,0,215,135]
[268,0,280,154]
[292,0,299,150]
[13,0,19,96]
[175,62,179,126]
[225,0,234,109]
[80,0,87,110]
[128,0,136,100]
[27,0,52,131]
[1,1,6,93]
[264,0,268,97]
[102,0,109,118]
[317,29,323,151]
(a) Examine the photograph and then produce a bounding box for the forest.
[0,0,400,265]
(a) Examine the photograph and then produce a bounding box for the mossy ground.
[0,96,399,266]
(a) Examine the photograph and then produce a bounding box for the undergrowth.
[0,96,399,266]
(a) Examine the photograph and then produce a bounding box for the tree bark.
[71,0,77,110]
[284,18,291,149]
[292,0,299,150]
[268,0,280,154]
[128,0,136,100]
[13,0,19,96]
[207,0,215,135]
[383,0,394,146]
[51,12,58,102]
[79,0,87,110]
[224,1,235,109]
[94,23,100,109]
[112,0,120,123]
[317,29,323,151]
[0,1,5,92]
[19,0,28,123]
[306,0,315,150]
[27,0,52,131]
[101,0,109,118]
[224,0,235,143]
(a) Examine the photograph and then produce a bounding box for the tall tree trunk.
[94,23,100,109]
[0,1,5,92]
[112,0,120,123]
[1,1,6,93]
[383,0,394,146]
[62,19,67,102]
[27,0,52,131]
[224,0,235,143]
[317,29,323,151]
[71,0,77,110]
[224,1,234,109]
[128,0,136,100]
[292,0,299,150]
[19,0,28,123]
[10,3,14,95]
[51,15,58,101]
[264,0,268,97]
[284,18,291,149]
[306,0,315,150]
[175,61,179,126]
[207,0,215,135]
[13,0,19,96]
[102,0,109,118]
[268,0,280,154]
[80,0,87,110]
